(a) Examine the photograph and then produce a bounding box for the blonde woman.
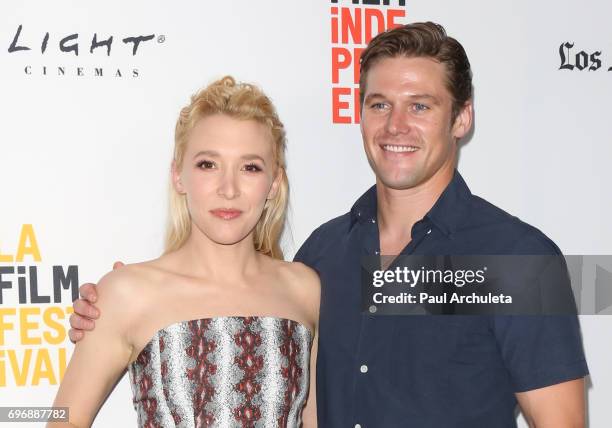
[50,77,319,427]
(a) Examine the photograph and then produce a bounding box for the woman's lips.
[210,209,243,220]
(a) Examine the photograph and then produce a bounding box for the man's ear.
[171,160,185,194]
[452,100,473,140]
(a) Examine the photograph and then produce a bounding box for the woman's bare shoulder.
[94,259,172,322]
[271,259,320,317]
[97,261,162,294]
[282,260,319,286]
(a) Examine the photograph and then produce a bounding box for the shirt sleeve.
[491,223,590,392]
[492,314,589,392]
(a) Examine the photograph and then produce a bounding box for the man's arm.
[516,378,585,428]
[493,313,588,428]
[68,262,124,342]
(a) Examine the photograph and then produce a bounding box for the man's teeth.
[382,145,418,152]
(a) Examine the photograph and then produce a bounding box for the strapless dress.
[128,316,312,428]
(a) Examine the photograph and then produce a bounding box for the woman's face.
[173,114,280,247]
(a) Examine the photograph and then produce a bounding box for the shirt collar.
[426,170,472,237]
[349,169,473,237]
[350,184,378,228]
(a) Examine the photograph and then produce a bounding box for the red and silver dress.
[128,316,313,428]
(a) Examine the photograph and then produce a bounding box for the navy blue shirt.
[295,170,588,428]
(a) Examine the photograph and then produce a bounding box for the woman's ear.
[267,167,283,201]
[171,160,185,194]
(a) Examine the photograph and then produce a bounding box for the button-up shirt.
[295,170,588,427]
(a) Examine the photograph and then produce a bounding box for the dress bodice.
[128,316,312,428]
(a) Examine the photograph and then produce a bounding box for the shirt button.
[355,424,362,428]
[426,229,432,234]
[360,364,368,373]
[371,218,376,223]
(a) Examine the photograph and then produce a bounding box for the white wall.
[0,1,609,426]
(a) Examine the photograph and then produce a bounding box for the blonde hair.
[165,76,289,259]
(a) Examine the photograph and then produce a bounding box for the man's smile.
[381,144,420,153]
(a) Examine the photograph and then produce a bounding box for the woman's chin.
[204,232,252,247]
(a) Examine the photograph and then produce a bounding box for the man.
[70,22,588,427]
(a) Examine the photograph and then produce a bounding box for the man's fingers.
[69,313,95,330]
[112,261,125,270]
[79,283,98,303]
[73,299,99,319]
[68,329,84,344]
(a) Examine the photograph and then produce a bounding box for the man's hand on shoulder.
[68,261,125,343]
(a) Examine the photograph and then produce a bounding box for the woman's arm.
[291,262,321,428]
[302,329,319,427]
[47,269,137,428]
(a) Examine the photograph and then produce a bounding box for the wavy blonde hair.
[165,76,288,259]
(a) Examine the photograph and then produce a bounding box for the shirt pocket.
[387,316,464,404]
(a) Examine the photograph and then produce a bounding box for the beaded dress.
[128,316,312,427]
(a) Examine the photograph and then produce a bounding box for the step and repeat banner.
[1,1,611,426]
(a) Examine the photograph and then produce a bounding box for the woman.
[50,76,319,427]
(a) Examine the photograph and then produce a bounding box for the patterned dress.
[128,316,312,428]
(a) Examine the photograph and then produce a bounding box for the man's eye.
[243,163,262,172]
[371,103,388,110]
[197,160,215,169]
[413,103,429,112]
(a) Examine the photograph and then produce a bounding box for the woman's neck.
[167,226,263,283]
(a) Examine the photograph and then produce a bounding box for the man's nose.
[385,107,411,135]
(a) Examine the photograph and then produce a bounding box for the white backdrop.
[1,1,610,426]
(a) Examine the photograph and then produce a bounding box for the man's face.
[360,56,472,190]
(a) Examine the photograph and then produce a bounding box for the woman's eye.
[243,163,262,172]
[197,160,215,169]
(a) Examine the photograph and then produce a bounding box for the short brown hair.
[359,22,473,121]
